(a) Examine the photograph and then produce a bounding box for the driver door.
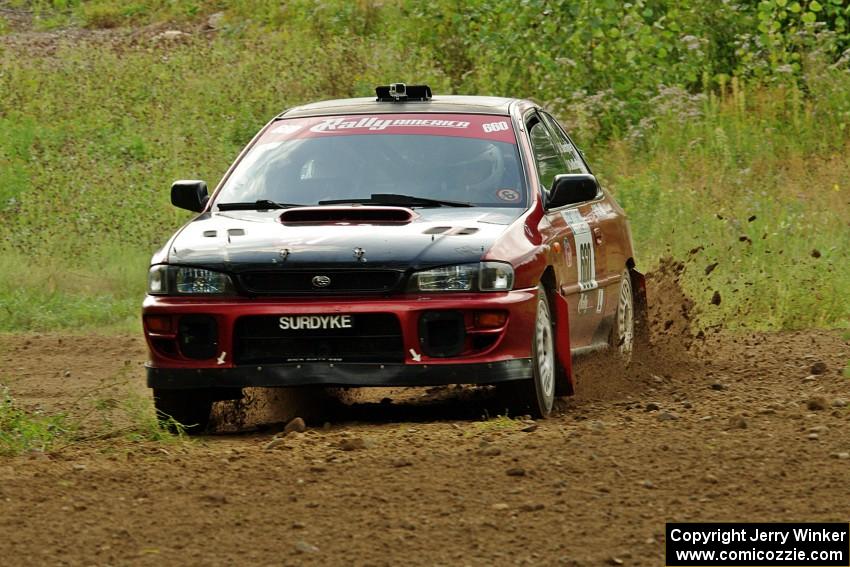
[527,111,603,349]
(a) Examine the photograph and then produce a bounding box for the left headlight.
[407,262,514,292]
[147,265,235,295]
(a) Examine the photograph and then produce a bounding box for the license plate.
[277,314,353,331]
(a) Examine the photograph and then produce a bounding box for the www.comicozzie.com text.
[670,526,848,546]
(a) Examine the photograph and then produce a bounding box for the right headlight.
[407,262,514,292]
[147,265,235,295]
[478,261,515,291]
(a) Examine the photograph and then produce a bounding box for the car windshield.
[214,113,526,209]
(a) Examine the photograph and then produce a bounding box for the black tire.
[630,268,650,351]
[507,285,557,418]
[611,269,635,364]
[153,389,213,435]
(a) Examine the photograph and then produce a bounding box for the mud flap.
[629,268,650,345]
[552,292,575,396]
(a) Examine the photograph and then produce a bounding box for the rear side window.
[527,117,564,192]
[540,112,587,174]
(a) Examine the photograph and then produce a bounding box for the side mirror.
[546,174,599,209]
[171,180,209,212]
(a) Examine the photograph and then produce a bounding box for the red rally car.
[143,84,647,432]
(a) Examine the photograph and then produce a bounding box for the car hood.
[165,207,522,271]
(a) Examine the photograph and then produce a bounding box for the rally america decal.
[561,209,598,292]
[310,116,471,132]
[260,114,518,144]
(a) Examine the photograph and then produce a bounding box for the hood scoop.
[280,206,414,225]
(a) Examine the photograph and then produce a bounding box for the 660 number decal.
[482,121,509,133]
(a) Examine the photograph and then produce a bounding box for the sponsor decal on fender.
[561,209,598,293]
[578,292,590,314]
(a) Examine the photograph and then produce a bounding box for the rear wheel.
[507,285,556,418]
[153,389,213,435]
[612,269,635,363]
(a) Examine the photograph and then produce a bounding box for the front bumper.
[147,359,533,389]
[142,289,538,389]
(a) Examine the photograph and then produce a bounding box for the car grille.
[238,270,403,295]
[233,314,404,364]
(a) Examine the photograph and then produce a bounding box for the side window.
[540,112,587,174]
[527,117,565,193]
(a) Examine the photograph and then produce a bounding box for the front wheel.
[506,285,556,418]
[153,389,213,435]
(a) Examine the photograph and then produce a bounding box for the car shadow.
[209,384,526,434]
[206,346,670,435]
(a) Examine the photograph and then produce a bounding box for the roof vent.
[376,83,432,102]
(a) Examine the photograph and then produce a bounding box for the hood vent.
[423,226,478,235]
[280,206,414,225]
[423,226,451,235]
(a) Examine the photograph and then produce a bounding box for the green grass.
[2,0,215,30]
[0,358,190,454]
[123,390,190,442]
[0,383,188,455]
[68,364,192,443]
[82,390,189,443]
[475,414,520,430]
[1,1,848,333]
[604,80,850,330]
[0,248,146,332]
[0,387,72,454]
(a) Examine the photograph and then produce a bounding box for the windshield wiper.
[318,193,473,208]
[216,199,304,211]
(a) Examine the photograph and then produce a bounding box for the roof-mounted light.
[376,83,432,102]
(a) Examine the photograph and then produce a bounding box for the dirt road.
[1,269,848,566]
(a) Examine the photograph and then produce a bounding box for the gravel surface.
[0,266,848,566]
